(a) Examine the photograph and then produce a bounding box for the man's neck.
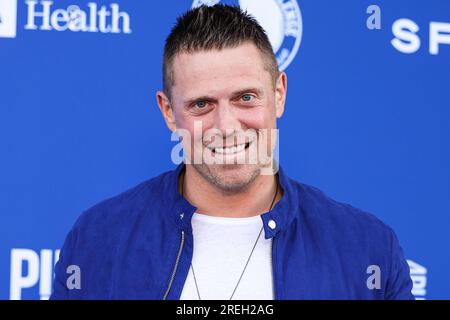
[180,165,281,218]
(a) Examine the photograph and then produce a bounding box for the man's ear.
[156,90,177,132]
[275,72,287,118]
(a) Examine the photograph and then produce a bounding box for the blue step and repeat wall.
[1,0,449,300]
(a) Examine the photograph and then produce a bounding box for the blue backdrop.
[1,0,449,299]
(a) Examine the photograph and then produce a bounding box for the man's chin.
[193,163,260,193]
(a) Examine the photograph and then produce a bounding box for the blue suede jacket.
[50,164,414,299]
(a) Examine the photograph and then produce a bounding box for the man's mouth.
[207,141,252,155]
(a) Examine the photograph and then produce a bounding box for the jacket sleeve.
[384,228,415,300]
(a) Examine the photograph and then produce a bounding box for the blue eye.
[195,101,207,108]
[242,94,253,102]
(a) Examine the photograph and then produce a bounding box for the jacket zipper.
[163,230,185,300]
[271,235,277,300]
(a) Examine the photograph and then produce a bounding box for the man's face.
[157,42,287,192]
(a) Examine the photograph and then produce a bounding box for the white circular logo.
[192,0,303,71]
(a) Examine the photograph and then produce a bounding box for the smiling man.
[50,5,414,300]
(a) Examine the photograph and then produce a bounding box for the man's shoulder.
[287,178,413,300]
[71,168,175,234]
[289,177,402,271]
[291,178,395,241]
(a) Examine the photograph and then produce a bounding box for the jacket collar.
[164,163,299,239]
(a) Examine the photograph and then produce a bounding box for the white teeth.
[213,144,246,154]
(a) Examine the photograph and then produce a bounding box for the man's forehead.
[171,44,272,97]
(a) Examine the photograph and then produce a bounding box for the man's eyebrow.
[184,95,217,106]
[184,88,264,106]
[231,87,264,97]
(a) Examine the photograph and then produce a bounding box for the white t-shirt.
[180,212,274,300]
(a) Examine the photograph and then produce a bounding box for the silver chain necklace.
[181,171,278,300]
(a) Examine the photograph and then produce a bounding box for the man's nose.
[213,102,242,135]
